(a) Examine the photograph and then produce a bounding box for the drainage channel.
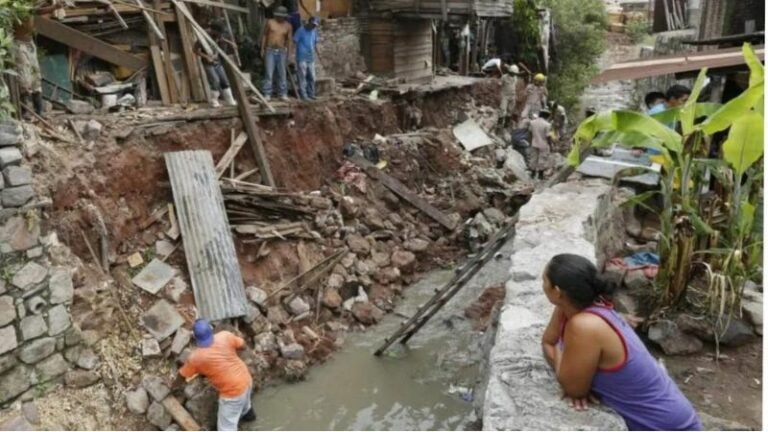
[246,237,518,431]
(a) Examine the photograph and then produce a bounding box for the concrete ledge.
[477,179,627,430]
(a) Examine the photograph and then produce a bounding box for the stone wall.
[633,29,697,107]
[317,17,366,79]
[475,178,627,430]
[0,120,83,408]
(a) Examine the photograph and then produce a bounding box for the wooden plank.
[181,0,249,13]
[155,0,180,103]
[176,3,206,101]
[35,16,146,70]
[147,29,171,104]
[223,61,275,187]
[215,131,248,178]
[134,0,164,40]
[161,396,201,431]
[351,157,455,230]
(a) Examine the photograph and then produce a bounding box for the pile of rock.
[0,120,88,407]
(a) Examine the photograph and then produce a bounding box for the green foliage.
[625,18,650,44]
[566,44,765,341]
[540,0,607,114]
[0,0,35,118]
[508,0,541,69]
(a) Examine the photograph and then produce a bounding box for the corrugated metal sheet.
[165,150,248,321]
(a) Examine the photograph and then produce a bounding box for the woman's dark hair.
[546,254,615,309]
[666,84,691,101]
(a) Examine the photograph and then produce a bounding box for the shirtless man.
[261,6,293,101]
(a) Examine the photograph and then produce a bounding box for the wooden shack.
[366,18,433,83]
[368,0,513,18]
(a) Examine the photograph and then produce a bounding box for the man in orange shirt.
[179,319,255,431]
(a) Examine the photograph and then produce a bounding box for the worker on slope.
[13,0,65,119]
[521,73,548,119]
[293,16,320,101]
[527,108,553,180]
[499,64,521,128]
[178,319,255,431]
[261,6,293,102]
[196,21,238,108]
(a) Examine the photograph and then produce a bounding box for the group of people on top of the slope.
[200,6,321,108]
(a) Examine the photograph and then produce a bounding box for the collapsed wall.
[475,178,627,430]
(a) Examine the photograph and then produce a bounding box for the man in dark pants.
[196,21,237,107]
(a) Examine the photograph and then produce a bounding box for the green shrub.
[626,18,651,44]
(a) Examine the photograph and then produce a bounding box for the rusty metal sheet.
[165,150,247,321]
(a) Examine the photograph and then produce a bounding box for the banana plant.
[566,43,764,331]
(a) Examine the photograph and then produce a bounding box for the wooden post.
[175,4,206,101]
[154,0,181,103]
[223,61,275,187]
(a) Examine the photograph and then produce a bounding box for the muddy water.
[247,240,517,431]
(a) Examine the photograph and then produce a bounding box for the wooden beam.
[176,3,206,101]
[215,131,247,178]
[181,0,249,13]
[147,25,171,104]
[224,61,275,187]
[35,16,146,70]
[134,0,164,40]
[351,156,456,230]
[161,396,201,431]
[155,0,181,103]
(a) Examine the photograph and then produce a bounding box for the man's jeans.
[217,386,253,431]
[262,48,287,98]
[204,63,230,91]
[297,60,316,99]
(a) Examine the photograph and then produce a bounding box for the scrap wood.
[172,0,273,110]
[349,156,457,230]
[67,119,85,143]
[80,229,106,274]
[285,249,347,303]
[133,0,165,40]
[96,0,129,29]
[353,75,375,94]
[166,203,180,239]
[266,248,348,300]
[215,131,247,178]
[232,167,259,181]
[161,396,201,431]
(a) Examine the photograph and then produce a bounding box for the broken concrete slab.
[453,118,494,151]
[132,259,177,295]
[577,150,661,186]
[11,262,47,290]
[170,328,191,355]
[155,240,175,257]
[141,300,184,341]
[142,338,162,358]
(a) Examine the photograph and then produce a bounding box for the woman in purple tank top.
[541,254,701,431]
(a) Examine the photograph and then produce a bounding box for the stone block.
[25,296,46,315]
[65,370,99,388]
[0,353,18,374]
[47,304,71,336]
[2,185,34,207]
[147,402,172,429]
[20,315,47,340]
[141,299,184,341]
[142,375,170,402]
[48,268,74,304]
[11,262,47,290]
[0,366,32,404]
[132,259,176,295]
[142,338,161,358]
[170,328,191,356]
[0,216,39,252]
[19,337,56,364]
[3,166,32,187]
[126,387,150,414]
[76,348,99,370]
[287,297,310,316]
[65,100,95,115]
[0,296,15,327]
[246,286,267,306]
[0,325,18,355]
[26,247,43,259]
[34,353,68,382]
[0,147,22,168]
[648,319,703,355]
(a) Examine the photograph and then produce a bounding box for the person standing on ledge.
[293,16,320,101]
[178,319,255,431]
[541,254,701,431]
[261,6,293,102]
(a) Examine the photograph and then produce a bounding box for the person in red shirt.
[178,319,255,431]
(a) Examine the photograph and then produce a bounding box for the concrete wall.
[317,17,366,79]
[475,178,627,430]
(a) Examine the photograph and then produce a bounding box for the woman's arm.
[557,314,602,398]
[541,307,561,370]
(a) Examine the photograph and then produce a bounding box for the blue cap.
[309,16,320,25]
[192,319,214,348]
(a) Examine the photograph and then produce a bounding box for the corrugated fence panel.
[394,20,433,82]
[165,150,248,321]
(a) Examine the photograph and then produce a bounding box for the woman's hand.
[562,391,599,411]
